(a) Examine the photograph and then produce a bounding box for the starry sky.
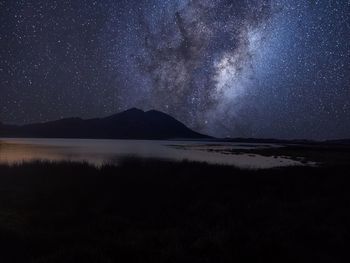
[0,0,349,139]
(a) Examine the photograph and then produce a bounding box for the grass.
[0,158,349,262]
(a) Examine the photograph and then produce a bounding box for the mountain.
[0,108,210,140]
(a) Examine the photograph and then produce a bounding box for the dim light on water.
[0,138,308,169]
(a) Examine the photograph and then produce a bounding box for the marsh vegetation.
[0,158,349,262]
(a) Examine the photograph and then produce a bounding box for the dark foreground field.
[0,159,349,262]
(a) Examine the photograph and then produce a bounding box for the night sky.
[0,0,349,139]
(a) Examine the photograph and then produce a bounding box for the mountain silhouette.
[0,108,210,140]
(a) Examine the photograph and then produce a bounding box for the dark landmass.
[0,108,209,140]
[324,139,350,145]
[216,137,350,146]
[0,159,349,263]
[1,109,349,145]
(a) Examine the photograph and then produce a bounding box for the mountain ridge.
[0,108,210,140]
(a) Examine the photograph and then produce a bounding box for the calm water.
[0,138,305,169]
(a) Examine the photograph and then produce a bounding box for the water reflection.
[0,138,305,169]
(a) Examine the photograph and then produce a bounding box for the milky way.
[0,0,349,139]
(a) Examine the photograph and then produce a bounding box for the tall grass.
[0,159,349,262]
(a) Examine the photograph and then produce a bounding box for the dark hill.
[0,108,210,140]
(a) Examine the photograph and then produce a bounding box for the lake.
[0,138,307,169]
